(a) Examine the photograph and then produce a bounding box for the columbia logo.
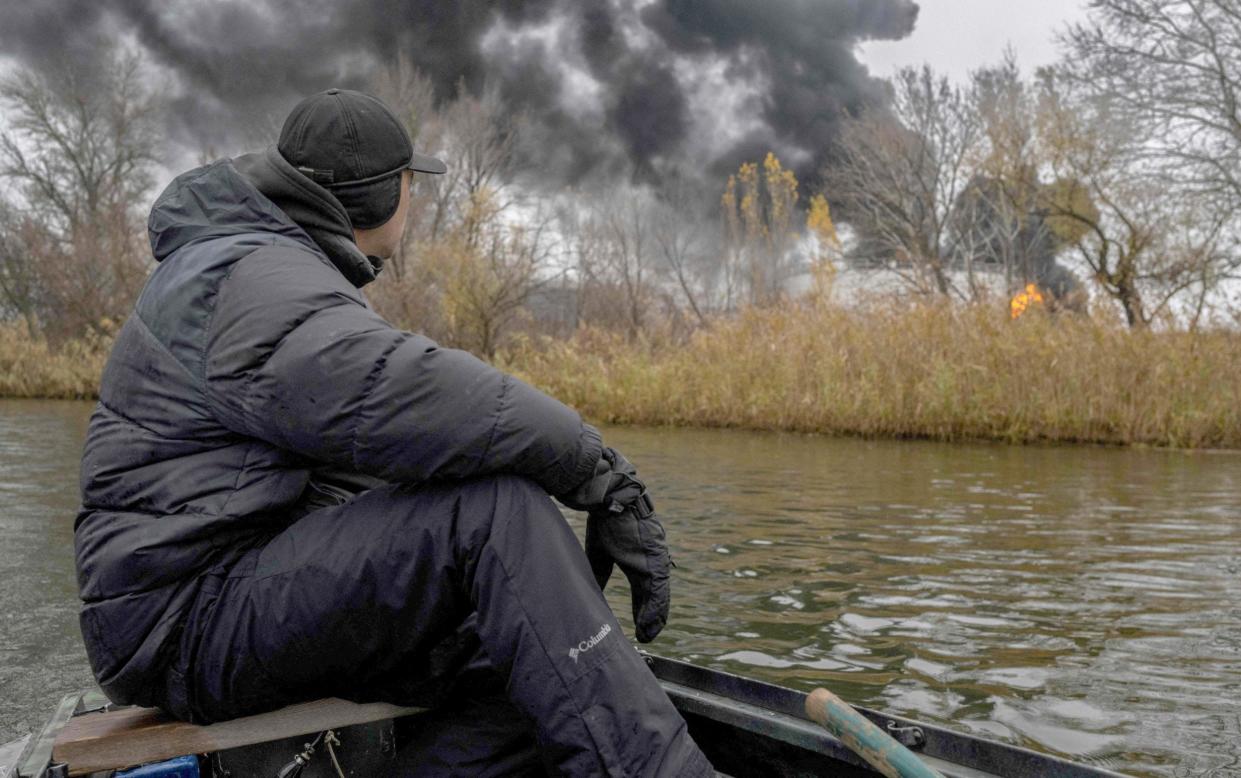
[568,623,612,663]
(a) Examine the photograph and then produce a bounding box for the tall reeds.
[4,302,1241,448]
[504,302,1241,449]
[0,322,109,400]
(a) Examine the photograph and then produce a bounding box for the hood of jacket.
[147,147,380,288]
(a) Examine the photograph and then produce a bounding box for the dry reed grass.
[504,301,1241,449]
[0,322,109,400]
[5,303,1240,448]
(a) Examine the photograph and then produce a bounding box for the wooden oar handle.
[805,688,946,778]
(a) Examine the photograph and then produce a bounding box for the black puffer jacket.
[75,147,602,706]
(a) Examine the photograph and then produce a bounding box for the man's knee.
[450,474,565,542]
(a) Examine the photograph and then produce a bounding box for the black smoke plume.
[0,0,918,186]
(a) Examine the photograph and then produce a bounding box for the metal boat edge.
[647,654,1131,778]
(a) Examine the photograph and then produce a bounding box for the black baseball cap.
[278,88,446,185]
[276,88,445,230]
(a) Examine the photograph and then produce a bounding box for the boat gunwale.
[12,692,80,778]
[647,654,1131,778]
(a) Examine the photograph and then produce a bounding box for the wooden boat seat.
[51,698,424,776]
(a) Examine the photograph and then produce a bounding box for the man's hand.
[558,448,671,643]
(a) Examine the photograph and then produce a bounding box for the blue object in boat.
[113,754,200,777]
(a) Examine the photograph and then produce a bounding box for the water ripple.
[5,404,1241,777]
[596,425,1241,778]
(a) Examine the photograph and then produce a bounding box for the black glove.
[557,447,644,513]
[558,448,671,643]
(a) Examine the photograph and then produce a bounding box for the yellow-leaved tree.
[721,152,801,308]
[805,193,840,304]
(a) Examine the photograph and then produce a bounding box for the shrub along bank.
[0,322,108,400]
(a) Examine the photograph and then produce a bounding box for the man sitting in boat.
[73,88,713,777]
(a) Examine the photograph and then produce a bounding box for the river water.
[1,399,1239,777]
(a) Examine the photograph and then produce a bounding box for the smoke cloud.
[0,0,918,186]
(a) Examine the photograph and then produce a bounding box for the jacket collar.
[233,147,380,288]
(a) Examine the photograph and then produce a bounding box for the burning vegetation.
[1009,284,1045,320]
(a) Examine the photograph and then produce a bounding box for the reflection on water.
[2,401,1239,777]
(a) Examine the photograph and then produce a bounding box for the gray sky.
[858,0,1091,83]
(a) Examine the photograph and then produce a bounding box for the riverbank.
[505,302,1241,449]
[7,303,1241,448]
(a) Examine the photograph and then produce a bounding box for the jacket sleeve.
[202,247,602,494]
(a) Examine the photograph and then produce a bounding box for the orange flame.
[1010,283,1045,319]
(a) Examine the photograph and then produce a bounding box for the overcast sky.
[858,0,1091,83]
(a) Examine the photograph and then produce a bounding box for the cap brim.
[407,151,447,175]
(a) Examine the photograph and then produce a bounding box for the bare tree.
[825,66,982,299]
[422,190,557,357]
[369,51,438,147]
[963,55,1066,298]
[563,193,640,335]
[1036,71,1230,326]
[1063,0,1241,209]
[0,47,162,341]
[652,175,711,325]
[1058,0,1241,323]
[598,192,657,338]
[0,202,45,330]
[415,81,521,247]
